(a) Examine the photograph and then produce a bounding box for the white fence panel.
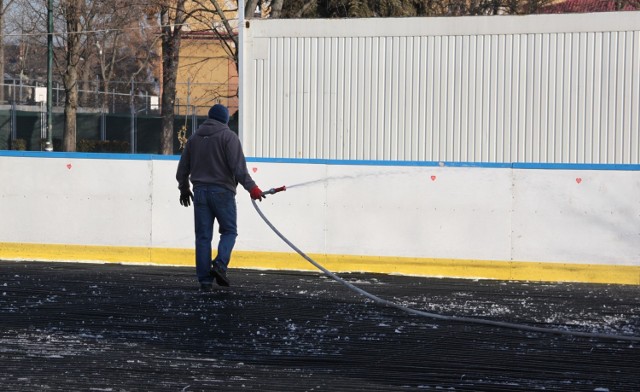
[241,12,640,164]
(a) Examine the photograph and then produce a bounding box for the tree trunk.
[63,70,78,151]
[294,1,316,18]
[0,31,4,104]
[80,74,92,107]
[271,0,284,18]
[102,80,110,113]
[245,0,260,18]
[159,1,186,155]
[63,1,82,152]
[160,35,178,154]
[0,0,6,103]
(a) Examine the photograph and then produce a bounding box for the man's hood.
[195,119,226,137]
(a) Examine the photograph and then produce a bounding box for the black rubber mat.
[1,260,638,391]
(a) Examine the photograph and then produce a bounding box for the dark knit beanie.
[208,104,229,124]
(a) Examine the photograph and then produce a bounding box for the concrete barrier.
[1,151,638,284]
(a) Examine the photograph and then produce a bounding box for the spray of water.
[286,170,410,190]
[285,178,327,189]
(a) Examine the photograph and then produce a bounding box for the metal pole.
[10,100,16,143]
[44,0,53,151]
[192,105,196,135]
[40,102,46,148]
[130,79,135,153]
[100,112,106,141]
[187,78,193,134]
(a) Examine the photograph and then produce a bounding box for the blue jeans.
[193,185,238,284]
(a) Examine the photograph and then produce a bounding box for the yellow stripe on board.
[0,242,638,285]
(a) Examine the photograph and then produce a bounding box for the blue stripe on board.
[249,158,640,170]
[511,162,640,171]
[248,157,513,168]
[0,150,177,161]
[1,151,639,170]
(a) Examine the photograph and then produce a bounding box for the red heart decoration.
[430,175,436,181]
[66,164,72,169]
[252,167,258,173]
[576,178,582,184]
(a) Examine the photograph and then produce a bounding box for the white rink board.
[323,165,513,260]
[512,169,640,265]
[1,154,639,268]
[151,159,194,248]
[235,161,329,254]
[0,156,153,247]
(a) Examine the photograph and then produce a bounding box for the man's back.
[176,119,256,194]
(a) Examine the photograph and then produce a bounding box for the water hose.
[251,199,640,343]
[261,186,287,197]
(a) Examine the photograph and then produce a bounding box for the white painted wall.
[1,154,638,267]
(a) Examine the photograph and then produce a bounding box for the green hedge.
[0,109,207,154]
[77,139,130,153]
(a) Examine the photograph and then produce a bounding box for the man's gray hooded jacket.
[176,119,256,194]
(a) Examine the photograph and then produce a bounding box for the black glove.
[179,189,193,207]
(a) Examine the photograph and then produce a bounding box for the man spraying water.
[176,104,264,292]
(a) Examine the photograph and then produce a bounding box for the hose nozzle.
[261,185,286,197]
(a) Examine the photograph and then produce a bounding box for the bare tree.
[205,0,238,67]
[140,0,189,155]
[0,0,17,102]
[270,0,284,17]
[293,1,317,17]
[245,0,260,17]
[274,0,562,17]
[59,0,155,151]
[90,2,159,112]
[60,0,83,151]
[5,1,49,88]
[14,0,98,151]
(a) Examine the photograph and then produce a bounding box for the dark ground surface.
[0,260,639,391]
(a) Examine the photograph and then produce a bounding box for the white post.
[238,0,244,143]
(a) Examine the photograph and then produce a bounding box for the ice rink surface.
[1,260,639,391]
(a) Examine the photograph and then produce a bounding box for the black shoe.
[210,266,230,287]
[199,283,213,292]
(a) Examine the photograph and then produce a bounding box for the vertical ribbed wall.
[243,14,640,163]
